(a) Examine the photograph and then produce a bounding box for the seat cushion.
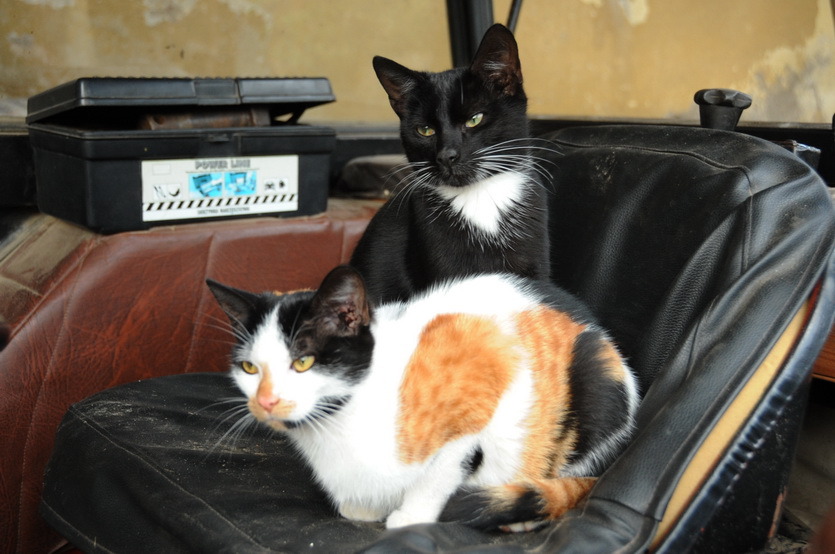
[41,372,539,553]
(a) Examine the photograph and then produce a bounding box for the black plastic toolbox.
[27,77,336,233]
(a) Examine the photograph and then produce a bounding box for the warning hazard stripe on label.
[143,194,296,212]
[141,194,298,222]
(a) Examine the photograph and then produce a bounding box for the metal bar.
[507,0,523,32]
[446,0,494,67]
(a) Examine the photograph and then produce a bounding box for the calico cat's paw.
[500,520,548,533]
[385,508,434,529]
[338,502,387,523]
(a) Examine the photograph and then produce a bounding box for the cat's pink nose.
[257,393,280,411]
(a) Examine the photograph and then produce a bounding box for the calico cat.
[350,23,552,305]
[207,266,638,531]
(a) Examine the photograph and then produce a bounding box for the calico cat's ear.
[373,56,422,118]
[312,266,371,337]
[206,279,259,330]
[470,23,524,97]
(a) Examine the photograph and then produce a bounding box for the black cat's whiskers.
[382,160,421,194]
[392,154,545,237]
[471,138,562,187]
[475,153,550,184]
[387,162,435,216]
[405,137,552,245]
[387,162,451,219]
[476,137,562,165]
[388,138,561,202]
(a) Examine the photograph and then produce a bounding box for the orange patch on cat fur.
[397,314,519,464]
[534,476,596,519]
[514,308,586,477]
[486,477,595,520]
[249,365,295,430]
[487,483,530,512]
[597,341,630,383]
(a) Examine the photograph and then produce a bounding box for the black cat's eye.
[292,355,315,373]
[416,125,435,137]
[465,113,484,128]
[240,361,258,374]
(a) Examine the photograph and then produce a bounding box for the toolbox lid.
[26,77,335,124]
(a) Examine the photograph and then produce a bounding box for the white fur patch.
[373,274,539,341]
[470,366,533,486]
[436,171,526,235]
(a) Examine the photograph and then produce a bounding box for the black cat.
[350,24,553,305]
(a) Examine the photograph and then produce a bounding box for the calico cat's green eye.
[465,113,484,128]
[292,355,315,373]
[416,125,435,137]
[240,361,258,374]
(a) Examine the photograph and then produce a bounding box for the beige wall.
[2,0,833,124]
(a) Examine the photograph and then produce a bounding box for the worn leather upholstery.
[0,199,377,553]
[38,125,835,553]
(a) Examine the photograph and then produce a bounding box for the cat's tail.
[439,477,595,532]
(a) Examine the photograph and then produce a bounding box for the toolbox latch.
[194,79,240,105]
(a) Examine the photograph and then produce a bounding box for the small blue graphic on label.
[224,171,257,196]
[190,173,224,198]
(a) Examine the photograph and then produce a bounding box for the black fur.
[564,329,634,472]
[350,24,550,305]
[463,447,484,476]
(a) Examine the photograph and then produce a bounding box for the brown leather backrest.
[0,198,378,553]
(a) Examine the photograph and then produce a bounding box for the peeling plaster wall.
[1,0,832,123]
[516,0,834,123]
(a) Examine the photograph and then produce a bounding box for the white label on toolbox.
[141,155,299,222]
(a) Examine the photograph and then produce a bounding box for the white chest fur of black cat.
[436,170,531,238]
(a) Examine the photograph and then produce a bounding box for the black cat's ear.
[470,23,524,97]
[373,56,421,118]
[312,266,371,337]
[206,279,259,330]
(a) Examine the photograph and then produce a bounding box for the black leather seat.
[41,124,835,553]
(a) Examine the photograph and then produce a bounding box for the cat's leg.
[385,442,474,529]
